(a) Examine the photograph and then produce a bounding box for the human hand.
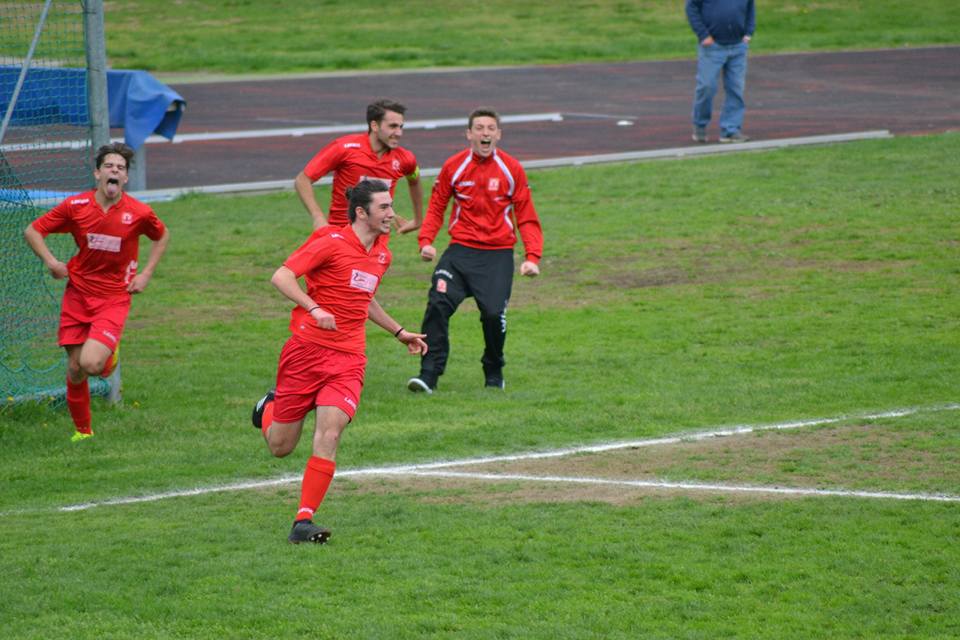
[310,307,337,330]
[701,35,715,46]
[47,260,69,280]
[420,245,437,261]
[127,272,151,293]
[396,329,428,355]
[395,216,420,234]
[520,261,540,277]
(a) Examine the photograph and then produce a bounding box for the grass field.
[102,0,960,74]
[2,133,959,638]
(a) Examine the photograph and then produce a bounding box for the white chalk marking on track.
[39,403,959,515]
[0,112,564,153]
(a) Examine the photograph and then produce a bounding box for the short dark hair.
[95,142,135,170]
[346,179,390,222]
[367,99,406,131]
[468,107,500,129]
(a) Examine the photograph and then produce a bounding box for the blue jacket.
[686,0,755,46]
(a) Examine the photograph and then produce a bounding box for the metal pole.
[0,0,55,145]
[83,0,110,152]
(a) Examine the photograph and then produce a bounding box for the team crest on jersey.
[488,178,500,191]
[121,212,133,224]
[392,159,400,172]
[436,278,448,294]
[377,252,388,264]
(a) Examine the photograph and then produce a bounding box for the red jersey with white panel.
[302,132,419,226]
[418,148,543,263]
[31,190,167,299]
[283,224,391,355]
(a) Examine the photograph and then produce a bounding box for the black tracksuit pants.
[417,244,514,387]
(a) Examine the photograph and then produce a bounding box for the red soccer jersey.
[302,132,419,226]
[283,224,392,354]
[31,190,166,299]
[418,148,543,263]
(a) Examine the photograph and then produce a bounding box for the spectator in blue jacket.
[686,0,755,143]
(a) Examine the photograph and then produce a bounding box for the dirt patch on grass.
[338,422,959,506]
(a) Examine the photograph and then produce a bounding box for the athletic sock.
[295,456,336,522]
[100,348,118,378]
[66,377,92,434]
[261,400,274,437]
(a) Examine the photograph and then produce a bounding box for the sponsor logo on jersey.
[458,181,475,187]
[343,143,361,148]
[70,198,90,205]
[435,269,454,279]
[121,212,133,224]
[344,397,357,410]
[488,178,500,191]
[330,233,344,239]
[101,329,118,344]
[350,269,379,293]
[87,233,121,252]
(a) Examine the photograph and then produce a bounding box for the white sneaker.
[407,377,433,394]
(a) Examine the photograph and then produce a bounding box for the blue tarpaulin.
[0,66,185,149]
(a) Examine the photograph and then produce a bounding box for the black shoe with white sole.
[288,519,331,544]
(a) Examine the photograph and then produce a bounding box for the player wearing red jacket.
[407,107,543,394]
[251,179,427,544]
[24,143,170,441]
[294,99,423,233]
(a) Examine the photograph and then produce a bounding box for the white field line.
[398,470,960,503]
[0,112,564,153]
[34,403,959,515]
[123,129,892,203]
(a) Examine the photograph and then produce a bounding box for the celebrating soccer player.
[294,99,424,233]
[251,179,427,544]
[407,107,543,394]
[23,142,170,441]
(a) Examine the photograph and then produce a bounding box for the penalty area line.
[27,402,960,515]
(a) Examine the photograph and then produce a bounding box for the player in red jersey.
[407,107,543,394]
[294,99,423,233]
[251,179,427,544]
[23,142,170,441]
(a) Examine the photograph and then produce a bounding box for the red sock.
[295,456,336,522]
[261,400,274,437]
[66,377,92,434]
[100,349,118,378]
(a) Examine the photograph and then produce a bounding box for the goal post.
[1,0,116,406]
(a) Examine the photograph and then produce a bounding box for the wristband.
[394,327,404,337]
[307,305,321,313]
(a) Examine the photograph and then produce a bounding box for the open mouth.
[107,178,120,186]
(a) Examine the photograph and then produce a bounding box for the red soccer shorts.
[58,284,130,350]
[273,335,367,423]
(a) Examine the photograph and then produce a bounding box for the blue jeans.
[692,41,749,137]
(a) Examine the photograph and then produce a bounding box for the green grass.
[99,0,960,74]
[2,134,959,637]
